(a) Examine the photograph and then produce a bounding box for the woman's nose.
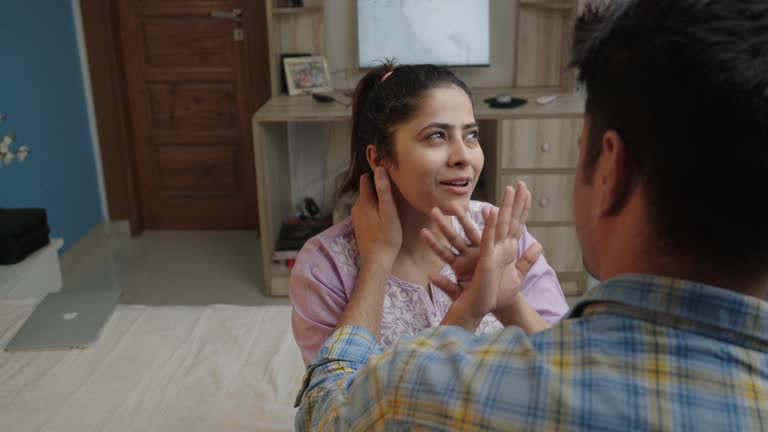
[447,138,468,167]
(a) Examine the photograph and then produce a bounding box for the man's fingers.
[429,272,462,301]
[374,167,397,219]
[515,242,543,279]
[421,228,456,265]
[358,172,373,203]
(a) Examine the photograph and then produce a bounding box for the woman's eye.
[427,132,445,140]
[466,130,479,140]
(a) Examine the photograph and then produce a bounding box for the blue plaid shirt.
[294,274,768,431]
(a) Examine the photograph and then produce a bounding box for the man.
[294,1,768,430]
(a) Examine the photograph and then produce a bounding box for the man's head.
[571,0,768,291]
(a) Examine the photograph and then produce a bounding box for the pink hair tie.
[381,71,393,82]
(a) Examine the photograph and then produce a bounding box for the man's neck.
[600,254,768,302]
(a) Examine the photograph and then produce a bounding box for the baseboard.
[60,220,130,277]
[106,220,130,239]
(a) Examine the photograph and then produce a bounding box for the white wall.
[287,123,350,217]
[288,0,520,216]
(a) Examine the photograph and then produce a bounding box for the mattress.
[0,299,304,431]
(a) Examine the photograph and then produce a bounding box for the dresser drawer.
[561,279,585,297]
[500,174,574,222]
[526,226,583,273]
[499,118,582,169]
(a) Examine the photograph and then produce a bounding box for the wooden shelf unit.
[265,1,325,96]
[254,1,590,300]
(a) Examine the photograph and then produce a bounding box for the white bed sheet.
[0,299,304,432]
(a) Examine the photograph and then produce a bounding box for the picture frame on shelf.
[283,55,333,96]
[280,53,311,94]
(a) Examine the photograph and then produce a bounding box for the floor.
[62,230,290,306]
[61,228,591,308]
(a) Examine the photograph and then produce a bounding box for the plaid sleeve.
[294,325,381,431]
[294,323,543,431]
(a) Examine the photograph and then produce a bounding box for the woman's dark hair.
[571,0,768,275]
[339,60,472,195]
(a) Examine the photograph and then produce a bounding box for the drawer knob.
[539,197,550,208]
[541,141,552,153]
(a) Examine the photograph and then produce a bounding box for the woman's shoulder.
[310,216,356,244]
[294,217,360,275]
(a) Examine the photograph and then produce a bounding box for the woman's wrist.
[441,298,484,333]
[492,294,550,334]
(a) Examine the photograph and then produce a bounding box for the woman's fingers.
[479,206,498,258]
[515,242,542,279]
[431,207,469,253]
[509,181,528,239]
[429,272,463,301]
[451,203,482,246]
[515,190,532,240]
[421,228,456,265]
[495,186,515,242]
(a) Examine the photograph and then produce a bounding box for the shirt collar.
[568,273,768,350]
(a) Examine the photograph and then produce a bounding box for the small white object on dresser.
[0,238,64,300]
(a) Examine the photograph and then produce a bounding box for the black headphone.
[300,197,320,219]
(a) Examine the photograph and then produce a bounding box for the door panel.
[118,0,264,229]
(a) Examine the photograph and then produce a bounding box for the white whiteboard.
[357,0,490,68]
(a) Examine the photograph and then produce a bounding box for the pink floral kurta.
[289,200,569,365]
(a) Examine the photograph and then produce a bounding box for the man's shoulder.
[381,314,637,373]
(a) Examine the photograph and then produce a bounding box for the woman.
[289,62,569,364]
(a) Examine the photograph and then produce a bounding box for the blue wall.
[0,0,103,252]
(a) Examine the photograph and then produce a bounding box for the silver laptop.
[4,289,120,352]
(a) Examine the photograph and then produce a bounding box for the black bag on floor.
[0,208,50,265]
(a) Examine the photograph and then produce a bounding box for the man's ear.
[595,130,634,216]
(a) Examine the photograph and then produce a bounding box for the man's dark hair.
[571,0,768,275]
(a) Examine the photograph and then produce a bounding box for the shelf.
[272,5,323,15]
[519,0,573,10]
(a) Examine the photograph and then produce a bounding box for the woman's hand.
[421,182,542,330]
[351,167,402,268]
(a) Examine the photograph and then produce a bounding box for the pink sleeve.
[289,238,349,365]
[517,226,570,324]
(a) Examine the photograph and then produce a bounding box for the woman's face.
[382,84,484,216]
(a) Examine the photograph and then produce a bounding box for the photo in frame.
[283,56,333,96]
[280,53,311,94]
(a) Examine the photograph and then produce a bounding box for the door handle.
[210,9,242,20]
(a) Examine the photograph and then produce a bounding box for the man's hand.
[338,167,402,340]
[352,167,402,267]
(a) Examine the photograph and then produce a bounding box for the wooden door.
[117,0,269,229]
